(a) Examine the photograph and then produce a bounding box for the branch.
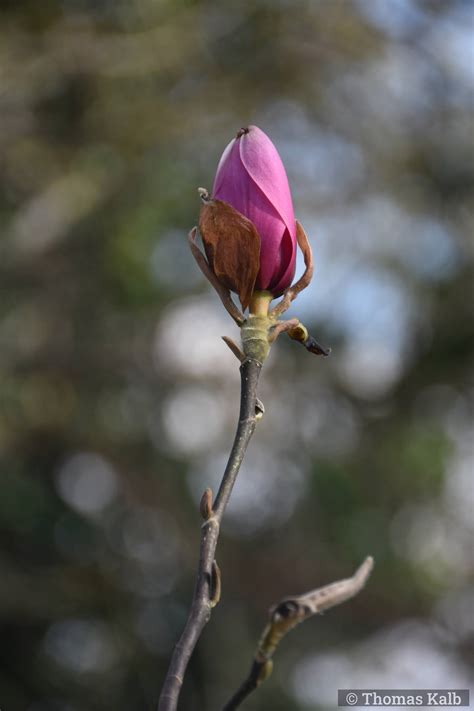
[222,556,374,711]
[158,358,262,711]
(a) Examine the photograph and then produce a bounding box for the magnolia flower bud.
[198,127,297,311]
[213,126,297,297]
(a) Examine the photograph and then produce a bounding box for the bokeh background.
[1,1,473,709]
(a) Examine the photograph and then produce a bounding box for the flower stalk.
[157,358,262,711]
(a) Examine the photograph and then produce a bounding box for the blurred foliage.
[0,0,473,710]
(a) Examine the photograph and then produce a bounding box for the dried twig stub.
[222,557,374,711]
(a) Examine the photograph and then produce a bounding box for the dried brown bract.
[199,196,260,311]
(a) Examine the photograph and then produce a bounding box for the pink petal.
[262,227,297,295]
[239,126,296,242]
[212,126,297,296]
[213,138,250,210]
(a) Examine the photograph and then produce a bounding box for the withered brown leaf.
[199,198,260,311]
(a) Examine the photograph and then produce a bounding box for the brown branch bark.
[158,358,262,711]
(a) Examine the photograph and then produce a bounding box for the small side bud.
[288,322,331,357]
[255,398,265,420]
[287,323,309,343]
[209,559,222,608]
[200,487,213,520]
